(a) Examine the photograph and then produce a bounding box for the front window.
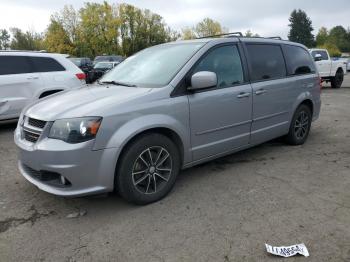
[101,43,205,88]
[311,50,329,60]
[192,45,244,88]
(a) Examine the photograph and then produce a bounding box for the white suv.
[0,51,86,121]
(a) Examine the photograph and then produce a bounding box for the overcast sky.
[1,0,349,38]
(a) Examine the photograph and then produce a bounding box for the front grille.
[22,116,47,143]
[23,130,40,143]
[28,118,46,129]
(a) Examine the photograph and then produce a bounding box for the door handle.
[237,92,251,98]
[27,76,39,80]
[255,89,267,95]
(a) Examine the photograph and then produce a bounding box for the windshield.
[94,62,113,69]
[100,42,204,87]
[70,58,82,66]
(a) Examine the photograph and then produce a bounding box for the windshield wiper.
[98,80,137,87]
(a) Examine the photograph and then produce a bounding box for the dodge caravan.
[15,35,321,205]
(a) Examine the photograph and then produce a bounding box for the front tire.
[331,70,344,89]
[115,133,180,205]
[286,105,312,145]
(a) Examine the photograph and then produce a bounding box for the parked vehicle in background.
[92,55,124,66]
[310,48,347,88]
[69,57,93,73]
[70,57,93,83]
[87,61,119,83]
[0,51,86,121]
[15,35,321,205]
[340,56,350,71]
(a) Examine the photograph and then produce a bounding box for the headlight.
[49,117,102,144]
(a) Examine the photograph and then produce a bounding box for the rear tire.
[286,104,312,145]
[331,70,344,89]
[115,133,180,205]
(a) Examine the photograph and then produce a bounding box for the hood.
[25,84,153,121]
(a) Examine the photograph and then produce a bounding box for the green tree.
[78,2,120,58]
[10,28,44,50]
[118,4,176,56]
[316,27,328,46]
[195,18,224,38]
[328,26,350,52]
[245,30,260,37]
[44,18,75,54]
[288,9,315,47]
[181,27,196,40]
[0,29,10,50]
[318,43,341,57]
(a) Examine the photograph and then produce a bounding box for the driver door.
[188,44,253,161]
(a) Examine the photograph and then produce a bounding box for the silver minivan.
[15,35,321,204]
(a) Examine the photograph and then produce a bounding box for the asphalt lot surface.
[1,76,350,262]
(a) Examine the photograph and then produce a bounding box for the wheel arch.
[117,127,185,168]
[291,92,315,123]
[336,67,344,74]
[97,114,191,171]
[299,99,314,116]
[38,89,64,99]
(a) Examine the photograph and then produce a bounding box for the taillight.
[76,73,86,80]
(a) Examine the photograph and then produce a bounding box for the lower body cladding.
[15,129,119,197]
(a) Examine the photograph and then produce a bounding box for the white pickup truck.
[309,49,347,88]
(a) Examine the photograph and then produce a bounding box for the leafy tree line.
[45,2,181,57]
[1,4,349,58]
[0,2,260,57]
[288,9,350,57]
[0,2,179,57]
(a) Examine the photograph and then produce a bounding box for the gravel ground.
[0,76,349,262]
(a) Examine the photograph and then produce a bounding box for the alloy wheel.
[294,111,309,140]
[132,146,173,195]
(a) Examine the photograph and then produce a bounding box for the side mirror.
[189,71,217,91]
[314,54,322,62]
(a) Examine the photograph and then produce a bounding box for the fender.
[94,114,192,165]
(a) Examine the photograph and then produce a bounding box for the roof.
[0,51,67,57]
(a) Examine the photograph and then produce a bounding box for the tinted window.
[284,45,316,75]
[311,50,329,60]
[246,44,286,81]
[192,45,244,88]
[31,57,65,72]
[0,56,32,75]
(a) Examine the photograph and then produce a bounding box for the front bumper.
[14,127,118,197]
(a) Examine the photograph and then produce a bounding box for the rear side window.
[0,56,32,75]
[246,44,286,81]
[193,45,244,88]
[30,57,65,73]
[311,50,329,60]
[284,45,316,75]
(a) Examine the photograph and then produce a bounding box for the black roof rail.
[267,36,282,40]
[197,32,243,39]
